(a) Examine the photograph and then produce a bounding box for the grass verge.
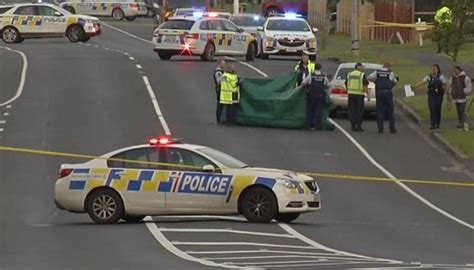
[440,129,474,158]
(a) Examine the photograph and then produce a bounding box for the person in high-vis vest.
[345,63,369,132]
[294,54,315,86]
[220,64,241,125]
[213,58,226,123]
[301,63,329,130]
[367,62,398,134]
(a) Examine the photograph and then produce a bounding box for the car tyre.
[275,213,300,223]
[260,52,269,60]
[112,8,125,21]
[201,43,215,61]
[245,43,255,61]
[147,8,155,18]
[125,16,136,21]
[66,25,85,42]
[65,6,76,14]
[240,186,277,223]
[123,215,146,223]
[86,188,124,224]
[1,26,21,44]
[157,51,172,60]
[81,35,91,42]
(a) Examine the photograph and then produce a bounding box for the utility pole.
[233,0,239,14]
[351,0,360,56]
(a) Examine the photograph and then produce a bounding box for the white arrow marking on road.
[0,48,28,107]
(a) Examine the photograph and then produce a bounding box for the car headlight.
[265,37,274,47]
[276,178,298,189]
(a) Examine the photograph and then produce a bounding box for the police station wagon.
[0,3,101,43]
[54,137,321,224]
[60,0,146,21]
[152,14,257,61]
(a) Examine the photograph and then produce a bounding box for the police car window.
[108,147,160,169]
[0,6,13,14]
[231,16,265,27]
[266,19,310,31]
[196,147,248,169]
[199,21,210,30]
[14,6,37,15]
[222,20,239,32]
[37,6,59,16]
[159,20,195,30]
[208,20,225,31]
[161,148,214,171]
[336,68,379,80]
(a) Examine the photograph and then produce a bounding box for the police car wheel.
[86,188,124,224]
[125,16,136,21]
[112,9,125,21]
[260,52,269,60]
[66,25,85,43]
[240,187,277,223]
[201,43,215,61]
[81,36,91,42]
[275,213,300,223]
[157,51,172,60]
[245,43,255,61]
[2,26,20,44]
[122,215,146,223]
[65,6,76,14]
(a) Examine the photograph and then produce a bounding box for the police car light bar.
[193,11,204,18]
[149,136,182,146]
[253,15,260,21]
[284,13,302,19]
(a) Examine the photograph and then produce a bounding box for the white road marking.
[0,120,5,124]
[159,228,297,238]
[4,112,9,116]
[129,57,135,60]
[225,57,267,77]
[156,215,246,222]
[6,105,12,109]
[136,64,143,69]
[187,250,341,256]
[0,128,3,132]
[141,76,170,135]
[103,23,153,44]
[233,59,474,230]
[204,255,386,262]
[144,217,245,269]
[94,45,99,48]
[172,241,321,250]
[257,262,362,268]
[0,47,28,107]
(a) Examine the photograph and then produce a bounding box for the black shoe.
[429,126,436,130]
[390,129,397,134]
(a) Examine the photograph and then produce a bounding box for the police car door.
[207,19,232,55]
[37,5,66,35]
[160,148,229,211]
[108,147,166,210]
[10,5,40,34]
[222,19,247,55]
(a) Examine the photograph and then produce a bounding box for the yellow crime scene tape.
[0,145,472,188]
[359,18,434,29]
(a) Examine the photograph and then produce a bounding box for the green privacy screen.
[237,72,335,130]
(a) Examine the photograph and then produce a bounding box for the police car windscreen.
[267,20,310,31]
[159,20,195,30]
[196,147,248,169]
[231,16,265,27]
[0,6,13,14]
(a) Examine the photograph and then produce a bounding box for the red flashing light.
[184,43,190,50]
[331,87,348,95]
[149,135,174,146]
[207,12,218,17]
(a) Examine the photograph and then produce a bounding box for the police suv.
[257,13,317,60]
[60,0,146,21]
[54,136,321,224]
[0,3,101,43]
[152,13,257,61]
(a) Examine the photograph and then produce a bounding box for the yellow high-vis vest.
[220,72,240,104]
[346,70,365,95]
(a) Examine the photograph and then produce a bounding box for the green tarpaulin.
[236,72,335,131]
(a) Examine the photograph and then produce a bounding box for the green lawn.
[440,129,474,157]
[400,95,474,120]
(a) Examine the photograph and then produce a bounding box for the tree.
[432,0,474,62]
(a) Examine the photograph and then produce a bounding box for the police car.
[0,3,101,43]
[257,13,317,60]
[60,0,145,21]
[54,136,320,224]
[152,13,257,61]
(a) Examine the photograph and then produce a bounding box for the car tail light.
[185,33,199,40]
[58,168,73,178]
[331,87,347,95]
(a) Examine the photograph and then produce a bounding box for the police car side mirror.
[54,11,63,17]
[312,27,319,33]
[202,165,216,173]
[257,26,264,32]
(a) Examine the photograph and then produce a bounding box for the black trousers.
[216,91,223,123]
[223,104,237,125]
[428,94,443,127]
[306,94,325,130]
[376,91,395,132]
[455,102,466,126]
[348,94,365,129]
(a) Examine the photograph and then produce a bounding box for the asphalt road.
[0,18,473,270]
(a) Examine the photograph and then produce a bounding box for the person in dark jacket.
[413,64,447,129]
[213,58,225,123]
[448,66,472,129]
